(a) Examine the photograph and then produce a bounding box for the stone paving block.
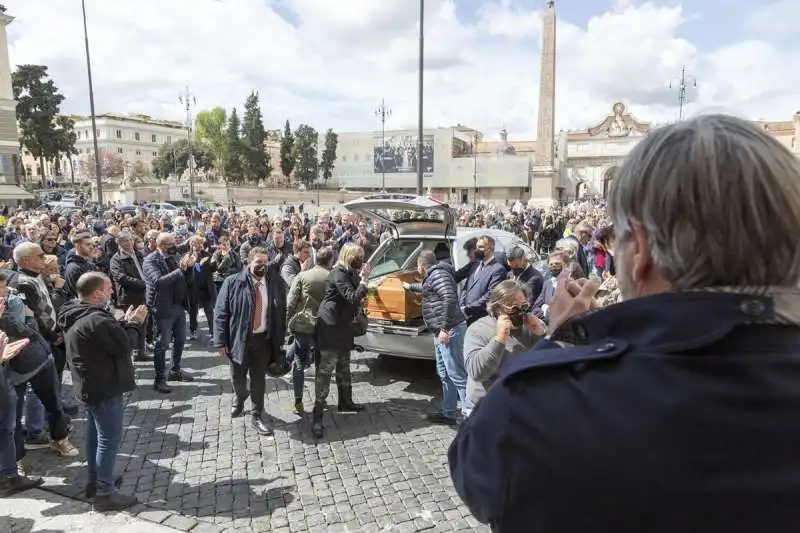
[138,509,174,524]
[21,337,482,532]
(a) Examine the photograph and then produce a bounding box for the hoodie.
[63,253,96,299]
[57,299,136,404]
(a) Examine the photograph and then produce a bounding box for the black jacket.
[409,262,465,334]
[0,311,51,377]
[57,300,137,405]
[109,250,146,307]
[510,264,544,308]
[142,251,192,315]
[189,249,216,302]
[63,253,96,299]
[315,265,368,352]
[212,265,286,366]
[567,235,590,277]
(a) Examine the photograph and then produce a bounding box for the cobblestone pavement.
[20,327,488,533]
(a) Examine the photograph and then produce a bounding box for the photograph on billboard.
[373,134,434,174]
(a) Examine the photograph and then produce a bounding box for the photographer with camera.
[463,280,546,407]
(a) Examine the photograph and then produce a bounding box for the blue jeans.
[24,383,45,435]
[0,384,18,477]
[434,321,472,419]
[289,333,314,401]
[85,395,124,496]
[154,306,186,381]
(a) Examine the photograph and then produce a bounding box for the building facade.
[22,113,187,182]
[0,9,19,183]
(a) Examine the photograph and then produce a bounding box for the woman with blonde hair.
[312,243,370,439]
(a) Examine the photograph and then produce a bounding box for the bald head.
[156,232,177,253]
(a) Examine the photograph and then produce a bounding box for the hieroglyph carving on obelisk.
[535,0,556,168]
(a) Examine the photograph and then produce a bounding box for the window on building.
[135,150,142,156]
[116,130,122,139]
[25,166,31,176]
[153,151,158,157]
[167,136,172,144]
[152,134,157,143]
[134,132,140,141]
[117,148,123,154]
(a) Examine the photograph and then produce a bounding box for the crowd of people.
[4,112,791,532]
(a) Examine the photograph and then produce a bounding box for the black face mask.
[251,264,267,278]
[474,248,486,261]
[311,239,322,250]
[351,258,363,271]
[249,235,260,245]
[165,245,178,255]
[549,267,562,278]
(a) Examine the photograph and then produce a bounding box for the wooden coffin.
[366,270,423,323]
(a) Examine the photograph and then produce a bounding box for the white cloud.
[5,0,799,143]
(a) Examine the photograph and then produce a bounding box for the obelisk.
[531,0,557,206]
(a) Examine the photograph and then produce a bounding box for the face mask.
[351,258,363,271]
[512,266,526,275]
[311,239,322,250]
[251,263,267,278]
[165,245,178,255]
[474,248,486,261]
[249,235,260,244]
[549,267,562,278]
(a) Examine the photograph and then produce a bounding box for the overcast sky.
[6,0,800,141]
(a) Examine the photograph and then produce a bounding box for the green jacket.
[286,265,330,334]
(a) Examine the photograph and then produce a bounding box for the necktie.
[253,281,263,331]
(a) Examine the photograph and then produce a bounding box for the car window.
[368,240,422,279]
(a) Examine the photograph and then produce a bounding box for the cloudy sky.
[6,0,799,141]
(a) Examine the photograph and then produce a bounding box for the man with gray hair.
[450,114,800,532]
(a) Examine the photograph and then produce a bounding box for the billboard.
[373,134,434,174]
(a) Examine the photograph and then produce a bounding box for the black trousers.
[230,333,272,416]
[14,360,69,460]
[188,293,215,335]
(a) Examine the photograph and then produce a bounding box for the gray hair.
[555,238,578,261]
[609,114,800,288]
[13,241,42,264]
[417,250,437,270]
[487,279,527,316]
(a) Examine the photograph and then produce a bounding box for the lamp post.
[374,99,392,192]
[416,0,425,195]
[81,0,102,204]
[472,130,479,208]
[179,86,197,200]
[668,65,697,121]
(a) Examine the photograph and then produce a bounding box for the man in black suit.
[142,232,195,393]
[506,246,544,308]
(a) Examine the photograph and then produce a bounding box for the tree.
[320,128,338,183]
[87,149,125,179]
[151,138,214,180]
[223,108,245,183]
[292,124,318,185]
[130,160,150,180]
[194,107,227,168]
[280,119,295,180]
[53,115,78,182]
[12,64,67,187]
[240,91,271,183]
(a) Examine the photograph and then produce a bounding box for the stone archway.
[575,181,588,199]
[603,167,617,199]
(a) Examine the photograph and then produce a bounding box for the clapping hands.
[124,305,148,325]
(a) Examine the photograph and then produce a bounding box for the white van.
[344,194,540,360]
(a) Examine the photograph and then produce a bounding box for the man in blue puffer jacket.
[404,250,471,425]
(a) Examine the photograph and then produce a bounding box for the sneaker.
[50,437,79,457]
[426,412,457,426]
[16,461,26,476]
[146,342,155,351]
[188,331,197,340]
[0,474,43,497]
[168,369,194,382]
[85,475,124,499]
[293,401,304,415]
[94,492,138,512]
[24,432,50,450]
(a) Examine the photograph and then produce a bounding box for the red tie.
[253,281,262,331]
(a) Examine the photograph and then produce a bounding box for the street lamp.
[179,87,197,200]
[374,99,392,192]
[668,65,697,121]
[81,0,103,204]
[416,0,425,195]
[472,130,479,208]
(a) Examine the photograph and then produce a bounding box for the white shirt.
[252,276,269,334]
